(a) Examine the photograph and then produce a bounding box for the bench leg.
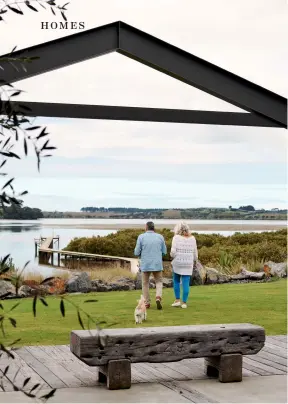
[99,359,131,390]
[205,354,242,383]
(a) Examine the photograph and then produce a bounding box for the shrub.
[65,229,287,270]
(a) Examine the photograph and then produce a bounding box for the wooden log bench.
[70,323,265,390]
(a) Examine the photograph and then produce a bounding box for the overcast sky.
[0,0,287,211]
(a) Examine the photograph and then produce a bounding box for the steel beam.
[5,101,282,127]
[118,22,287,128]
[1,22,118,84]
[1,21,286,128]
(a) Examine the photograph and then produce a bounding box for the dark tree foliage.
[239,205,255,211]
[0,204,43,219]
[0,2,106,401]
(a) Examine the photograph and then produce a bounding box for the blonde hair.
[174,221,191,236]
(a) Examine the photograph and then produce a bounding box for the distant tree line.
[77,205,287,220]
[0,204,43,220]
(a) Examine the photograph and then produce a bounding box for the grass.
[1,279,286,346]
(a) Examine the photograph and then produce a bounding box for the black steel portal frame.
[1,21,287,128]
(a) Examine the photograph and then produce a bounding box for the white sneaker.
[181,304,187,309]
[171,301,181,307]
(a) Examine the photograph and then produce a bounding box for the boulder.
[116,277,136,290]
[192,261,207,286]
[241,267,265,280]
[18,285,33,297]
[230,274,247,281]
[264,261,287,278]
[91,279,106,292]
[162,277,173,288]
[91,279,126,292]
[135,272,142,290]
[113,282,131,291]
[66,272,92,293]
[205,267,230,284]
[0,280,16,298]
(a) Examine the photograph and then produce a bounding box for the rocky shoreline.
[0,261,286,299]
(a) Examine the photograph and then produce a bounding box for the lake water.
[0,219,286,275]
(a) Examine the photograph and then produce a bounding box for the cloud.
[26,118,287,165]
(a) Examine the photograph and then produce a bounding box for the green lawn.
[1,280,286,346]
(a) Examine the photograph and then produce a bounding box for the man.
[134,221,167,310]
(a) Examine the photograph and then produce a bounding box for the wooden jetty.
[35,237,139,273]
[0,336,286,392]
[34,236,59,257]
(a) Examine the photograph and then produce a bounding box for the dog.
[134,295,147,324]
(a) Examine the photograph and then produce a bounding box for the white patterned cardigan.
[170,235,198,276]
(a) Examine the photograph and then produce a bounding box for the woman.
[170,222,198,308]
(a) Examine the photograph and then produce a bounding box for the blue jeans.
[173,272,191,303]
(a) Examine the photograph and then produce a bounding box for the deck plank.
[242,361,272,376]
[263,345,287,359]
[150,363,189,381]
[161,380,218,403]
[60,360,98,386]
[243,357,285,375]
[133,364,158,382]
[16,348,66,389]
[249,354,287,372]
[136,362,168,382]
[267,337,287,349]
[165,360,208,380]
[0,349,50,393]
[257,350,287,367]
[273,336,287,343]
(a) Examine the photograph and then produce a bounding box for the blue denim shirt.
[134,231,167,271]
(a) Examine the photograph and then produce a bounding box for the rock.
[135,272,142,290]
[0,280,16,298]
[192,261,207,286]
[205,267,230,285]
[264,261,287,278]
[114,282,131,291]
[162,277,173,288]
[230,274,247,281]
[91,278,136,292]
[65,272,92,293]
[205,268,219,284]
[91,279,104,287]
[116,277,133,284]
[241,267,265,280]
[18,285,33,297]
[116,277,136,291]
[91,280,116,292]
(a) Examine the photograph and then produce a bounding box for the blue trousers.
[173,272,191,303]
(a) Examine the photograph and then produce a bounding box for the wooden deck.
[0,336,286,392]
